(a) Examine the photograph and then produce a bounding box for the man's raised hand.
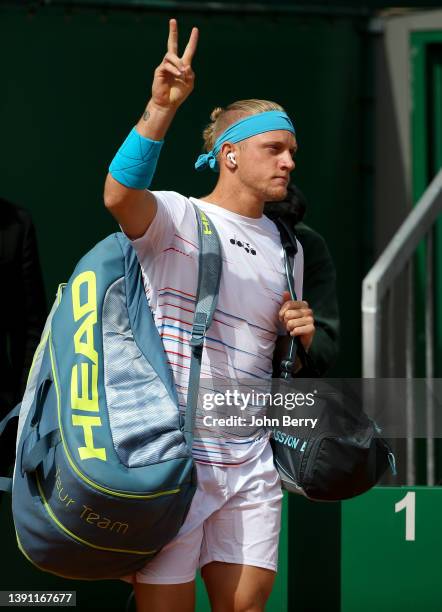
[151,19,199,111]
[105,19,198,238]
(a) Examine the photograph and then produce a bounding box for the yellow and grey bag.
[0,205,221,580]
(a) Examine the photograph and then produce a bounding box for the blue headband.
[195,110,296,172]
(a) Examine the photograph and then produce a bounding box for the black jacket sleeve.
[0,202,47,411]
[14,208,47,396]
[295,222,340,376]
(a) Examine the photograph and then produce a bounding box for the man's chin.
[264,185,288,202]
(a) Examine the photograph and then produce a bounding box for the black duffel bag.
[271,218,396,501]
[269,378,397,501]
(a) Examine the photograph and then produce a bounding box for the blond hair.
[202,99,285,152]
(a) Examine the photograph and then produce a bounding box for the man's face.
[234,130,297,201]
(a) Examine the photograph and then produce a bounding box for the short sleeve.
[128,190,190,260]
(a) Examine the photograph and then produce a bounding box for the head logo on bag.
[70,270,106,463]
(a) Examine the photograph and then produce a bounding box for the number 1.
[395,491,416,541]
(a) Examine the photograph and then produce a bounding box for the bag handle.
[21,428,60,475]
[0,477,13,493]
[0,402,21,438]
[183,204,222,448]
[0,403,22,493]
[20,377,60,475]
[0,368,53,489]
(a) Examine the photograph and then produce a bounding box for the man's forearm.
[105,99,175,203]
[135,99,177,141]
[103,100,175,238]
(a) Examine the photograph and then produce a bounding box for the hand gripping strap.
[274,218,299,380]
[275,218,320,379]
[183,204,222,448]
[109,127,164,190]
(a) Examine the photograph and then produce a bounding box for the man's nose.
[281,154,295,171]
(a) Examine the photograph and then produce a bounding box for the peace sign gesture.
[151,19,199,111]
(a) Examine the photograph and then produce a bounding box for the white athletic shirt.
[129,191,303,466]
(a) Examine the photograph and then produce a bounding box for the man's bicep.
[104,173,158,240]
[117,191,158,241]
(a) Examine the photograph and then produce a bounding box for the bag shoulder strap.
[273,217,299,379]
[273,217,319,378]
[183,203,222,448]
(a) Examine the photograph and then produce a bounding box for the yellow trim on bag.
[48,332,181,500]
[35,473,156,556]
[16,531,37,565]
[16,530,97,580]
[16,530,77,579]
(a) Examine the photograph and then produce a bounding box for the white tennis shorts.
[122,440,283,585]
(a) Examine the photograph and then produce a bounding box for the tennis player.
[104,18,315,612]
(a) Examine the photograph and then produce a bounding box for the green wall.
[1,5,367,378]
[0,5,369,610]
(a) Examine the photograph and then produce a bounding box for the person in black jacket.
[0,199,47,468]
[266,182,339,376]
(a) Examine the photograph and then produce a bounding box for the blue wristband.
[109,127,164,189]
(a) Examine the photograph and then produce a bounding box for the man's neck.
[198,185,264,219]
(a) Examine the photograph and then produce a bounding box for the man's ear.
[220,144,237,169]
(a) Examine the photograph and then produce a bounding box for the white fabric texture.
[129,190,304,465]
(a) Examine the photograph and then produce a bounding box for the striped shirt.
[130,191,303,465]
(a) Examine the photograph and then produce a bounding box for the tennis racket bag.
[0,206,221,580]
